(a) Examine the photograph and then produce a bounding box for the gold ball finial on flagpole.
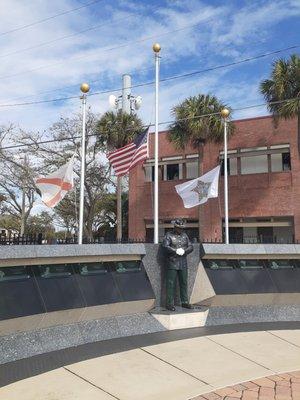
[221,108,230,119]
[152,43,161,53]
[80,83,90,93]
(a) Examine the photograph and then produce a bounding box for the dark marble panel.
[239,269,278,293]
[205,269,249,294]
[33,266,85,312]
[0,276,45,321]
[113,269,155,301]
[269,269,300,293]
[75,273,122,306]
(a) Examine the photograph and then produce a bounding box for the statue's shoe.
[166,305,176,311]
[181,303,194,309]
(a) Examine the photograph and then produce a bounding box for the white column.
[154,48,160,244]
[78,94,87,245]
[224,118,229,244]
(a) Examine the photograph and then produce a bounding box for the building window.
[241,154,268,175]
[145,165,155,182]
[271,152,291,172]
[186,161,198,179]
[164,164,183,180]
[220,158,238,176]
[220,145,291,176]
[227,217,294,244]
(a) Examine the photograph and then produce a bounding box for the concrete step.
[150,306,209,330]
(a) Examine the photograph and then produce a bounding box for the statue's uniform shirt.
[162,231,194,269]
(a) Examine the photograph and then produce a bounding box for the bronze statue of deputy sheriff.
[162,218,194,311]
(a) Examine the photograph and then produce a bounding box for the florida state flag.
[35,155,75,208]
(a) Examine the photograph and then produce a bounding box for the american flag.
[107,127,149,176]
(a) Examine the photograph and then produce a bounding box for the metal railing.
[0,234,147,245]
[202,235,297,244]
[0,233,297,245]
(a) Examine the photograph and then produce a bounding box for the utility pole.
[109,74,142,242]
[122,74,131,114]
[116,75,132,241]
[78,82,90,245]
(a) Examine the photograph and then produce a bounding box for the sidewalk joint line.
[267,330,300,349]
[205,335,276,373]
[63,366,121,400]
[140,347,212,387]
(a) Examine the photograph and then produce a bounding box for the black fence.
[0,233,298,245]
[0,233,43,245]
[229,234,296,244]
[0,234,147,245]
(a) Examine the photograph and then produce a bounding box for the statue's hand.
[176,248,185,256]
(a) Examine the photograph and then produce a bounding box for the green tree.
[54,192,78,234]
[0,214,20,234]
[93,192,129,240]
[19,112,111,240]
[260,54,300,152]
[0,125,39,234]
[26,211,55,239]
[168,94,233,240]
[96,110,143,241]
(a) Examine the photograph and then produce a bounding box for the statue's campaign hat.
[172,218,186,228]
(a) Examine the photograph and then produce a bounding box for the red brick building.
[128,116,299,243]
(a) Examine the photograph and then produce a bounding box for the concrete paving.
[1,329,300,400]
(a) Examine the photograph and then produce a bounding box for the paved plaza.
[1,328,300,400]
[193,372,300,400]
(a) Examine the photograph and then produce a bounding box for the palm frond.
[260,54,300,120]
[96,110,144,150]
[168,94,234,150]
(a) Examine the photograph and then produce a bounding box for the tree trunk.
[298,112,300,155]
[197,144,204,242]
[117,176,122,241]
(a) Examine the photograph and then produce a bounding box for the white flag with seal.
[175,165,220,208]
[35,155,75,208]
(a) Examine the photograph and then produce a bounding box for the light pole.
[221,108,230,244]
[153,43,161,244]
[78,82,90,245]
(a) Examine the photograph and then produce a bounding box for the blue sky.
[0,0,299,133]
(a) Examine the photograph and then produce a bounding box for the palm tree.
[260,54,300,152]
[168,94,233,240]
[96,110,143,241]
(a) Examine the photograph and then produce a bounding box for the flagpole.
[78,83,90,245]
[153,43,161,245]
[221,108,230,244]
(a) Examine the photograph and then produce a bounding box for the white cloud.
[0,0,297,134]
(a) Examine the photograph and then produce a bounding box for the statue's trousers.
[166,268,188,307]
